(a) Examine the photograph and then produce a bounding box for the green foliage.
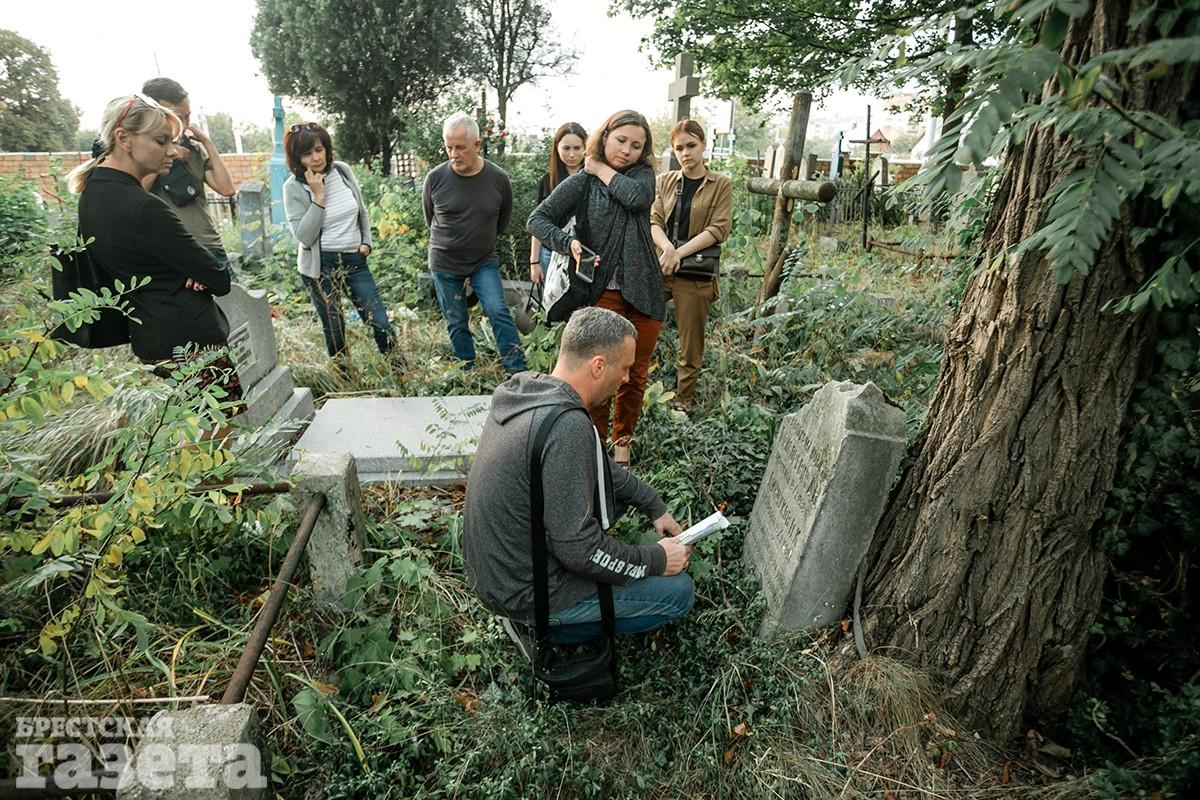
[0,176,45,270]
[0,207,285,689]
[616,0,1009,111]
[491,146,550,278]
[0,29,80,152]
[204,111,273,154]
[391,93,478,170]
[250,0,473,173]
[1063,307,1200,794]
[862,0,1200,310]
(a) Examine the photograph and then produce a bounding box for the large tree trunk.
[857,0,1189,740]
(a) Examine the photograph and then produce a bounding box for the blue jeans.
[548,574,695,644]
[302,251,395,357]
[430,260,526,373]
[208,247,236,283]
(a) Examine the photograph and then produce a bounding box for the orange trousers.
[589,290,661,446]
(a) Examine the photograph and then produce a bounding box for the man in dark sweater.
[463,307,692,656]
[422,112,526,374]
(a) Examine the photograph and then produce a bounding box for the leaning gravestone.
[744,381,906,633]
[215,285,314,454]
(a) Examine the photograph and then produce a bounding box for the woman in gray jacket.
[283,122,395,358]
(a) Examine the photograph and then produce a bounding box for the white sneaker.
[500,617,534,661]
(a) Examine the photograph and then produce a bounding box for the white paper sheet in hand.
[678,510,730,545]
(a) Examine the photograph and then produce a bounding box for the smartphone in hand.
[576,244,598,284]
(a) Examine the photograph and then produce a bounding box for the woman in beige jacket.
[650,120,733,410]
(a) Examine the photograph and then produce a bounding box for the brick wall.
[0,151,271,200]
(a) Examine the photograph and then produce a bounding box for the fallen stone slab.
[290,396,491,486]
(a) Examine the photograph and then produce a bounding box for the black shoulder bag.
[528,407,618,704]
[153,151,202,206]
[532,179,596,323]
[671,175,721,281]
[49,233,131,349]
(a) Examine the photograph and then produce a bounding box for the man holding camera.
[463,306,693,658]
[141,78,236,280]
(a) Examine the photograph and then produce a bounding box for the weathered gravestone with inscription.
[744,380,906,633]
[215,285,314,454]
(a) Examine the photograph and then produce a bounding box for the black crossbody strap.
[529,407,616,644]
[672,175,684,245]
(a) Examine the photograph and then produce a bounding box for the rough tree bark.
[856,0,1193,740]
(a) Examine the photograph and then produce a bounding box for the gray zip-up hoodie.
[463,372,669,620]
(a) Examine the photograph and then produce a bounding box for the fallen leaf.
[313,680,338,696]
[456,689,480,714]
[731,721,749,738]
[1001,760,1012,784]
[366,693,388,716]
[302,640,315,659]
[840,619,851,633]
[723,746,737,766]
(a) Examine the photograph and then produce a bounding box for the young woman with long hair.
[529,122,587,283]
[528,110,661,466]
[650,119,732,410]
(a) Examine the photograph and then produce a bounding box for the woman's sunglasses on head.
[115,92,165,130]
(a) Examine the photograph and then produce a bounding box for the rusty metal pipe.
[220,492,326,705]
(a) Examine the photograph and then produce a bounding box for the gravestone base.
[245,387,314,463]
[240,365,295,427]
[290,396,490,486]
[116,704,268,799]
[213,284,315,458]
[745,381,906,634]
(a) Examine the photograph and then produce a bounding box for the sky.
[4,1,908,146]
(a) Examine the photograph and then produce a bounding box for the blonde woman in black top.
[67,94,236,395]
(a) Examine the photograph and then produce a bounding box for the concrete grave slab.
[745,380,906,633]
[290,396,491,485]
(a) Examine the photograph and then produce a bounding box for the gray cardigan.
[527,165,664,320]
[283,161,373,279]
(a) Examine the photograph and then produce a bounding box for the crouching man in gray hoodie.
[463,306,693,655]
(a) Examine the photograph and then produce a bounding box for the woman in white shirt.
[283,122,395,358]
